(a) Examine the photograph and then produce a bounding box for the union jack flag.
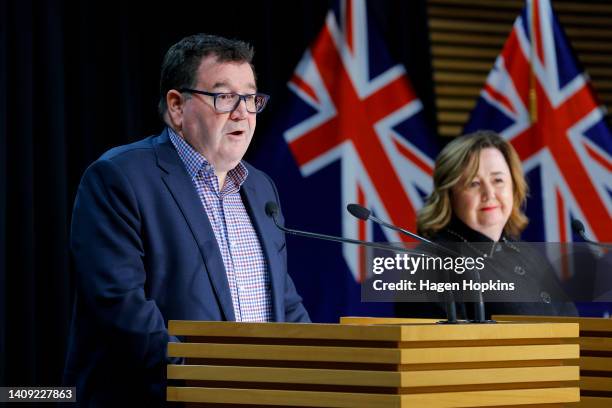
[465,0,612,243]
[253,0,438,321]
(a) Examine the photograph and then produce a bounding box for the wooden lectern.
[167,318,580,407]
[493,315,612,408]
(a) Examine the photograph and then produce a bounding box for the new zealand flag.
[465,0,612,244]
[252,0,439,322]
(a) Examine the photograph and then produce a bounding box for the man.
[64,33,310,407]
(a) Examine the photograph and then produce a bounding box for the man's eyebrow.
[211,81,257,91]
[211,81,230,89]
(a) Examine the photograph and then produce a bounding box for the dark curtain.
[0,0,6,387]
[2,0,72,388]
[0,0,434,386]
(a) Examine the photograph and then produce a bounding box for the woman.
[398,130,576,320]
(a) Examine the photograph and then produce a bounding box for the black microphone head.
[347,203,371,220]
[571,219,585,235]
[265,201,279,218]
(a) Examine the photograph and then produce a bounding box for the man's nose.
[230,98,249,120]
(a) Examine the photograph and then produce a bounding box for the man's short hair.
[158,33,255,117]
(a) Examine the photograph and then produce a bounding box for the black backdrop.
[0,0,434,387]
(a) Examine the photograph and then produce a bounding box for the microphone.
[347,204,433,245]
[571,219,587,239]
[265,201,459,324]
[265,202,417,253]
[346,203,493,324]
[347,203,469,260]
[571,219,612,249]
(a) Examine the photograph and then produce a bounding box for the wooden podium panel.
[167,319,579,407]
[493,315,612,408]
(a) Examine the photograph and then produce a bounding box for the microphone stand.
[347,203,494,324]
[265,202,460,324]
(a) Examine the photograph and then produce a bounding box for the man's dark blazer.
[63,128,310,406]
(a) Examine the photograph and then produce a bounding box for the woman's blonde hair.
[417,130,529,239]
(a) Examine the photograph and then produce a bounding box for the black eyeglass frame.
[179,88,270,113]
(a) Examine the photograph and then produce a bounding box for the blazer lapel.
[241,177,285,322]
[153,130,235,321]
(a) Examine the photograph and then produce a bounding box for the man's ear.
[166,90,184,131]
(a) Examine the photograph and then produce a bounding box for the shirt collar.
[167,126,249,187]
[225,160,249,191]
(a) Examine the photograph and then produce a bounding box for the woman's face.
[451,147,514,241]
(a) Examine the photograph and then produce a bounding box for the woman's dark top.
[395,217,578,320]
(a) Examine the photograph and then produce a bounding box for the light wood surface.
[578,336,612,352]
[168,364,578,387]
[167,386,579,407]
[169,320,578,341]
[169,320,402,341]
[581,356,612,371]
[573,396,612,408]
[492,315,612,407]
[493,315,612,333]
[400,387,579,407]
[581,376,612,391]
[166,320,581,406]
[168,342,578,364]
[167,386,401,407]
[339,316,439,325]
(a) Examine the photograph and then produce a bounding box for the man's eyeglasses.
[179,89,270,114]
